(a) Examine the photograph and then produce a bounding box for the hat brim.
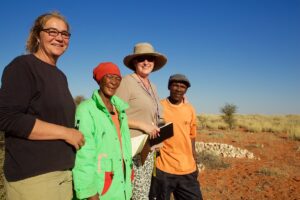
[123,52,167,72]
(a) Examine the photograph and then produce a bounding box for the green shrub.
[220,103,237,130]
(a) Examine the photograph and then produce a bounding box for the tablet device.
[149,122,174,146]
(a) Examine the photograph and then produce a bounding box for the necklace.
[134,73,160,123]
[109,106,116,115]
[136,74,152,95]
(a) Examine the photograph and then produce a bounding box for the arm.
[0,60,37,138]
[128,119,160,139]
[190,105,198,162]
[29,119,84,150]
[191,137,199,175]
[191,137,197,162]
[73,104,99,199]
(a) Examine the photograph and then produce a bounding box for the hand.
[88,193,99,200]
[65,128,85,150]
[142,122,160,139]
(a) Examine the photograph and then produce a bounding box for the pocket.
[101,172,114,195]
[97,154,108,173]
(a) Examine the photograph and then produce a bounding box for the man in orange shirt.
[149,74,203,200]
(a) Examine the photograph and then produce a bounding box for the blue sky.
[0,0,299,114]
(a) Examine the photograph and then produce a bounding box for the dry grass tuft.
[256,167,286,177]
[287,125,300,141]
[196,151,230,170]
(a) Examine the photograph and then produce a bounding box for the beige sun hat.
[123,42,167,72]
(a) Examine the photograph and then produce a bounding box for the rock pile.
[195,142,258,159]
[195,141,259,172]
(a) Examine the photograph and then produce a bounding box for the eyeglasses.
[135,56,155,63]
[41,28,71,39]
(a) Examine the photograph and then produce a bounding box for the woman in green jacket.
[73,62,133,200]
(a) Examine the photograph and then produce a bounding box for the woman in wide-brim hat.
[123,42,167,72]
[116,42,167,200]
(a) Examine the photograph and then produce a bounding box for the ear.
[168,81,173,90]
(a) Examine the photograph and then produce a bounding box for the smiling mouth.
[52,43,64,47]
[174,93,183,96]
[107,87,117,90]
[142,65,152,68]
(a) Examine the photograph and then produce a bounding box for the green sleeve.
[72,103,98,199]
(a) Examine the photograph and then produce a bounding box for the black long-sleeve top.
[0,54,76,181]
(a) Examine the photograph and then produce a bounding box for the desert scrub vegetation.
[196,150,230,170]
[197,114,227,130]
[220,103,237,129]
[197,114,300,139]
[256,167,286,177]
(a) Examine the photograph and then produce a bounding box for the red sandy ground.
[196,130,300,200]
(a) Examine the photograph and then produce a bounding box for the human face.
[37,17,70,63]
[99,74,122,98]
[169,82,188,104]
[134,56,155,78]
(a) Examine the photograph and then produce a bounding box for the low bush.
[196,151,230,170]
[256,167,284,177]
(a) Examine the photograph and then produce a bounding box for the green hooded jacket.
[73,90,133,200]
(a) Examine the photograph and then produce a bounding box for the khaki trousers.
[4,170,73,200]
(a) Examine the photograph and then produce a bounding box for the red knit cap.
[93,62,121,82]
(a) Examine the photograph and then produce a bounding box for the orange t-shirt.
[156,98,197,175]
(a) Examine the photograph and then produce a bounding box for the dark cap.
[168,74,191,88]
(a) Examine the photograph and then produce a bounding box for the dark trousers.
[149,168,203,200]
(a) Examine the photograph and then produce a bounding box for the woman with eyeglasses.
[0,12,84,200]
[73,62,133,200]
[116,42,167,200]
